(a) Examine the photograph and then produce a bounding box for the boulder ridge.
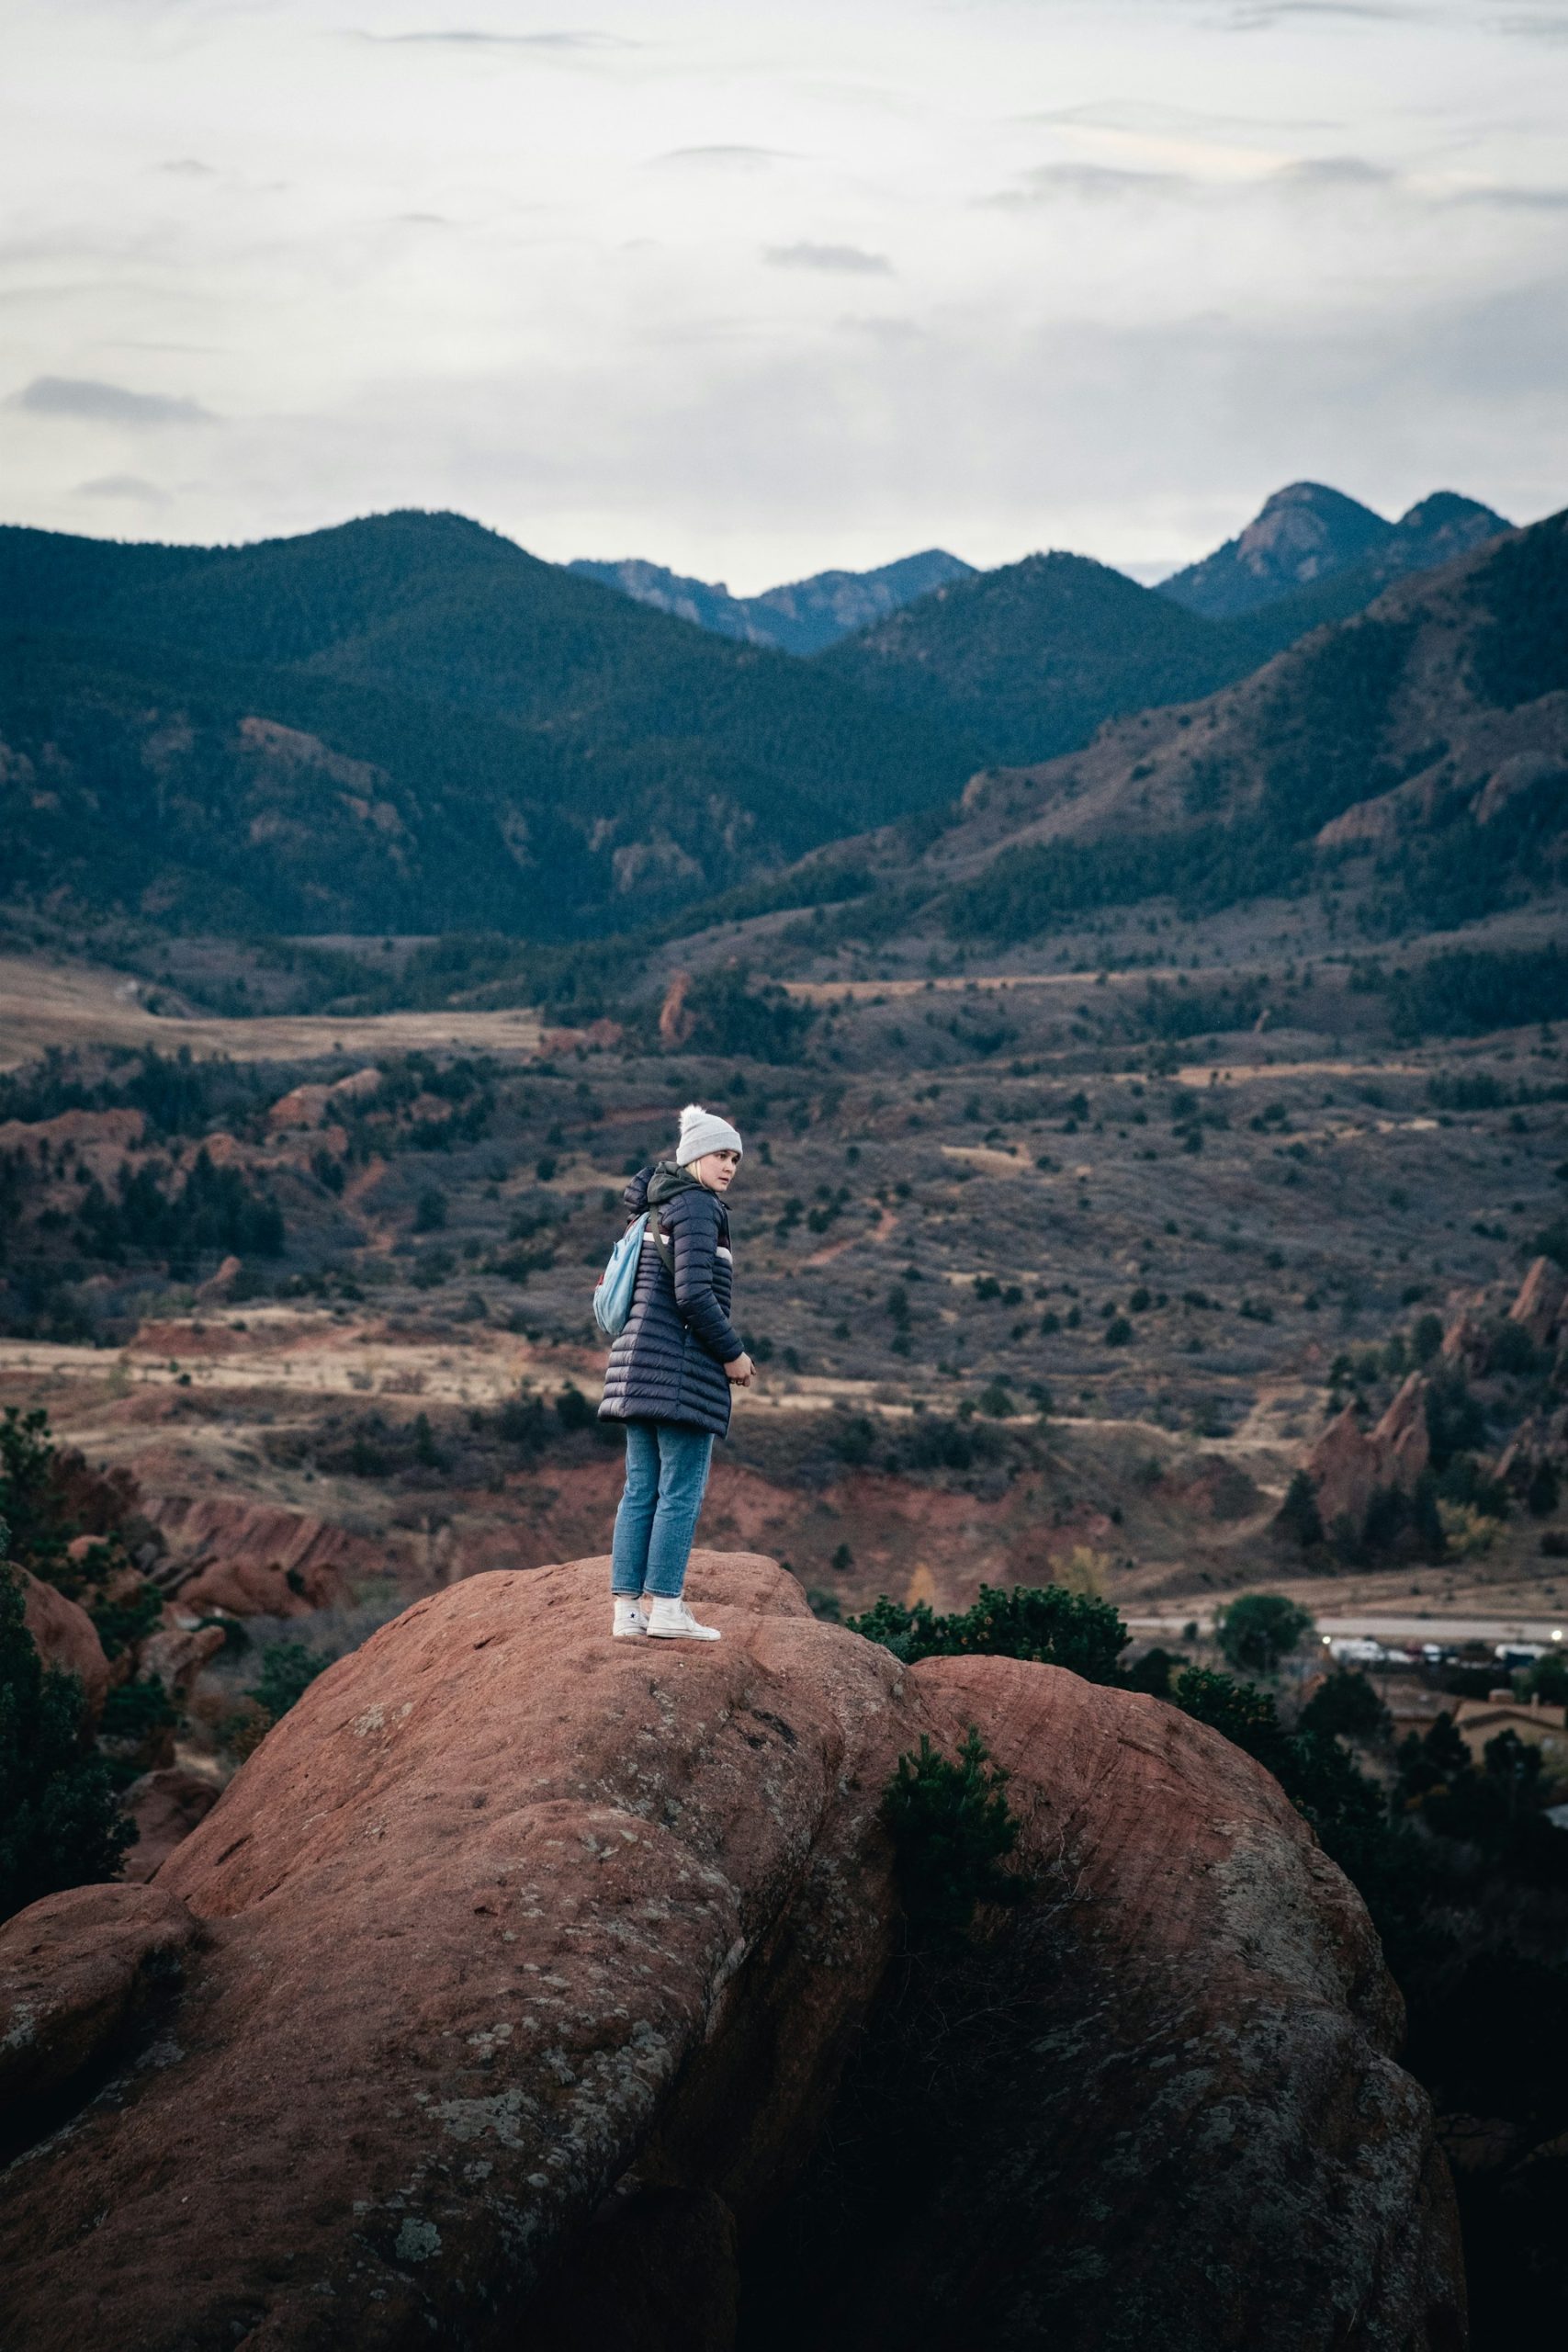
[0,1555,1464,2351]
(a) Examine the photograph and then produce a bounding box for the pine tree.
[0,1537,134,1926]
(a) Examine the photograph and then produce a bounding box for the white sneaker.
[644,1596,721,1642]
[613,1598,648,1639]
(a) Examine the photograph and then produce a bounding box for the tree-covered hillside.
[0,513,976,935]
[791,506,1566,950]
[817,492,1512,772]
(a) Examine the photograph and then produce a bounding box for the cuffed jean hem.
[609,1419,715,1600]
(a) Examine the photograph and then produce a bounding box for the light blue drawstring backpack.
[592,1216,648,1340]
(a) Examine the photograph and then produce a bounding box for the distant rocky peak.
[1158,478,1510,620]
[1159,481,1392,618]
[1230,481,1391,579]
[1391,490,1512,562]
[566,547,974,657]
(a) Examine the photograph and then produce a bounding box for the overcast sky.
[3,0,1567,587]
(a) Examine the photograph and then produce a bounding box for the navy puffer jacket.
[599,1163,741,1439]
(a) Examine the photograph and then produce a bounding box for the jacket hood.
[645,1159,706,1209]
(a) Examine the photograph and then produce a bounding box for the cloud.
[351,28,633,50]
[75,473,172,503]
[1020,99,1341,137]
[1222,0,1421,24]
[1450,181,1568,209]
[653,145,792,169]
[986,164,1192,208]
[764,243,892,275]
[1492,10,1568,35]
[1274,155,1398,187]
[157,158,216,177]
[9,377,218,426]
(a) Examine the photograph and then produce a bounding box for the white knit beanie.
[675,1102,743,1167]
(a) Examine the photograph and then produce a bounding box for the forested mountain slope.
[0,513,975,934]
[804,507,1568,945]
[816,489,1512,772]
[815,550,1233,766]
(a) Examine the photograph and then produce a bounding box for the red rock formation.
[0,1883,200,2109]
[1304,1372,1431,1531]
[1508,1255,1567,1351]
[136,1612,227,1697]
[195,1251,243,1301]
[1442,1310,1494,1374]
[120,1768,220,1883]
[0,1556,1462,2351]
[140,1493,385,1615]
[0,1106,144,1172]
[17,1569,110,1721]
[659,967,695,1046]
[542,1018,625,1055]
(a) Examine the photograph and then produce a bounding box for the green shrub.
[247,1641,328,1724]
[882,1727,1021,1941]
[1525,1652,1568,1705]
[1276,1468,1325,1550]
[1299,1670,1393,1744]
[683,967,817,1064]
[1124,1644,1184,1697]
[0,1555,134,1924]
[0,1407,70,1584]
[851,1582,1129,1682]
[1215,1591,1315,1675]
[555,1384,597,1432]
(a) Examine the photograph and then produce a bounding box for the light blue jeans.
[610,1419,715,1600]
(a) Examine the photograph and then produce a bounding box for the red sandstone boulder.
[0,1555,1463,2352]
[0,1882,200,2108]
[17,1569,110,1721]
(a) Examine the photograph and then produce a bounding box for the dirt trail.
[803,1204,900,1265]
[0,954,545,1069]
[783,967,1180,1004]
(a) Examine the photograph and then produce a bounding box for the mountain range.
[589,483,1513,772]
[794,503,1568,946]
[1157,482,1510,618]
[0,482,1533,942]
[566,548,974,656]
[0,512,973,935]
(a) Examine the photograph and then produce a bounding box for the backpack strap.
[647,1204,676,1278]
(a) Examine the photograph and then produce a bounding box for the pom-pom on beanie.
[675,1102,743,1167]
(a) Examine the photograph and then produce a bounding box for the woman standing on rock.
[599,1104,754,1642]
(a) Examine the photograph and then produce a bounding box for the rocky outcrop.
[0,1105,144,1175]
[136,1611,228,1698]
[0,1555,1463,2352]
[1508,1255,1567,1351]
[17,1569,110,1721]
[139,1492,384,1614]
[1305,1372,1430,1532]
[0,1882,200,2113]
[120,1767,220,1883]
[658,967,694,1047]
[266,1067,383,1131]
